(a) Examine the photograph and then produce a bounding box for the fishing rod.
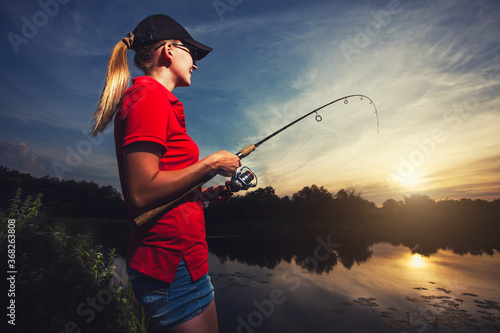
[133,94,379,227]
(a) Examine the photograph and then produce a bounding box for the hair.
[90,38,170,136]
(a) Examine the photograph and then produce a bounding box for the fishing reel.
[226,166,258,192]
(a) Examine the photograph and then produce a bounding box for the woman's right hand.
[207,150,241,177]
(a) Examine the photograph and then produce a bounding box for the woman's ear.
[160,42,174,65]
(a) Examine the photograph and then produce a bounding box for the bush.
[0,188,148,332]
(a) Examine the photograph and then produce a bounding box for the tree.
[291,185,334,221]
[382,199,400,210]
[245,186,279,201]
[292,185,332,202]
[334,187,357,201]
[333,187,374,221]
[402,193,435,211]
[0,165,126,219]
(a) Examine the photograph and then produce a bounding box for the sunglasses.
[155,42,198,65]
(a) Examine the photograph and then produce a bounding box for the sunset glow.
[0,1,498,206]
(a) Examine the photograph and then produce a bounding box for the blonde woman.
[91,14,240,332]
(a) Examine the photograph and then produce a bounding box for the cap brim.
[182,38,213,61]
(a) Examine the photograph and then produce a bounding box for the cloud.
[0,141,47,177]
[1,0,498,204]
[211,1,500,204]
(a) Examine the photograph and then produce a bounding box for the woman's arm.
[123,141,241,212]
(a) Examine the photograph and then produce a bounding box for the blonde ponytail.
[90,39,131,136]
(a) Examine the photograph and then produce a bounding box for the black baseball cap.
[132,14,213,61]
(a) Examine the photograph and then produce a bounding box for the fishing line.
[245,94,379,154]
[258,95,379,180]
[260,111,324,180]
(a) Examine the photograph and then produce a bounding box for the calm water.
[207,239,500,333]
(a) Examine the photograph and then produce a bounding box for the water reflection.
[208,234,500,333]
[409,253,426,269]
[208,232,376,274]
[207,226,500,273]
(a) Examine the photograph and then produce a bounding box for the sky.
[1,0,499,206]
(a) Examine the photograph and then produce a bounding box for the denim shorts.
[127,259,215,329]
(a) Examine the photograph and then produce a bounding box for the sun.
[409,254,426,268]
[388,169,425,188]
[397,173,422,186]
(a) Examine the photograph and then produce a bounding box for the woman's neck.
[148,67,175,92]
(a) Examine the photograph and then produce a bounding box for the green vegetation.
[0,188,148,333]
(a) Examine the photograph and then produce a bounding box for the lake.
[207,236,500,333]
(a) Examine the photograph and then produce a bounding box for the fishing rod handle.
[133,179,209,227]
[236,144,256,159]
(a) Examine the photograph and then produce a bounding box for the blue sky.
[1,0,499,205]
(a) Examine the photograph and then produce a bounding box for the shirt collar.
[132,76,186,128]
[132,76,180,105]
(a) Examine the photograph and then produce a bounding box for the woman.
[90,14,240,332]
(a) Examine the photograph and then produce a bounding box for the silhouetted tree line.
[0,166,127,219]
[206,185,499,226]
[205,185,379,226]
[2,165,498,228]
[381,192,499,213]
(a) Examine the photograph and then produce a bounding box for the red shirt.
[114,76,208,283]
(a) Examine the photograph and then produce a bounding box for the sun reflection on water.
[408,253,426,268]
[207,242,500,333]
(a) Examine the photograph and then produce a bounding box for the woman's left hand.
[202,185,232,205]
